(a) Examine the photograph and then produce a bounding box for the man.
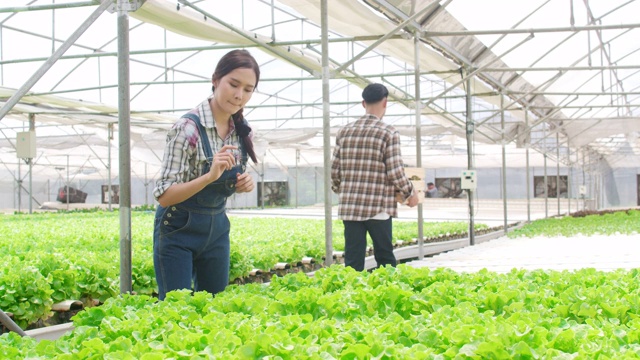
[426,182,438,198]
[331,83,419,271]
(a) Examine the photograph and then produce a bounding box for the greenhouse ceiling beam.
[475,72,565,128]
[302,44,416,110]
[25,69,461,96]
[355,0,512,129]
[0,1,99,13]
[0,43,252,65]
[430,15,638,121]
[508,27,632,120]
[422,34,534,117]
[584,2,631,118]
[367,0,510,121]
[530,105,639,111]
[519,89,580,131]
[422,103,499,145]
[426,38,535,111]
[480,65,640,72]
[369,0,472,65]
[505,96,580,145]
[270,34,404,46]
[0,35,418,66]
[423,23,640,37]
[0,0,111,122]
[334,2,439,73]
[369,0,551,122]
[71,126,109,170]
[420,14,636,120]
[509,91,640,97]
[2,23,198,95]
[178,0,315,75]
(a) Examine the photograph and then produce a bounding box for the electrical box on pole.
[16,131,36,159]
[461,170,477,190]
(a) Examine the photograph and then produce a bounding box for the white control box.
[16,131,36,159]
[579,185,586,196]
[461,170,477,190]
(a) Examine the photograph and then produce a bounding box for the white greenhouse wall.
[1,166,638,212]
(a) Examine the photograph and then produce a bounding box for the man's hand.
[396,192,419,207]
[406,193,419,207]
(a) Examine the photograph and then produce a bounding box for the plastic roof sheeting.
[0,0,639,184]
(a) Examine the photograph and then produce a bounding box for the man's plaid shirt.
[331,114,415,221]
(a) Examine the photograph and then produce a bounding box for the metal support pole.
[500,93,508,233]
[525,110,531,222]
[28,113,35,214]
[556,131,561,215]
[544,153,548,218]
[117,0,132,295]
[321,0,333,267]
[0,309,27,337]
[414,34,424,259]
[585,152,589,209]
[295,149,299,208]
[108,123,113,210]
[568,163,572,214]
[145,162,148,206]
[66,155,69,211]
[17,161,21,212]
[260,161,265,209]
[464,67,475,245]
[542,124,548,217]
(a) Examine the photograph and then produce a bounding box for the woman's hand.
[235,172,254,193]
[207,145,237,183]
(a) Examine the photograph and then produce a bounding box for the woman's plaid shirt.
[153,97,244,200]
[331,114,415,221]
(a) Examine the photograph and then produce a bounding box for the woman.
[152,49,259,300]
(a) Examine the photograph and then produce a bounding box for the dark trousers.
[343,217,396,271]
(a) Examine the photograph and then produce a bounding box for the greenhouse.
[1,0,640,358]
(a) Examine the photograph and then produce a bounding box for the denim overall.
[153,113,246,300]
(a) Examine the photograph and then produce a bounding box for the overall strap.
[182,112,248,168]
[182,113,213,173]
[181,113,214,167]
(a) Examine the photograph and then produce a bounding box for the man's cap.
[362,83,389,103]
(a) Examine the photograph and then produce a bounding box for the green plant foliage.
[509,209,640,238]
[230,217,485,271]
[0,211,481,329]
[0,258,53,329]
[3,265,640,358]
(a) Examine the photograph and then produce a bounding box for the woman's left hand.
[235,172,254,193]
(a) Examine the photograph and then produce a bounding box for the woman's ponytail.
[232,109,257,164]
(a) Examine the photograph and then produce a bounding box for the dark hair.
[427,182,434,186]
[362,83,389,104]
[211,49,260,163]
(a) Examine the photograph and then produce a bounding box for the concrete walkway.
[406,233,640,273]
